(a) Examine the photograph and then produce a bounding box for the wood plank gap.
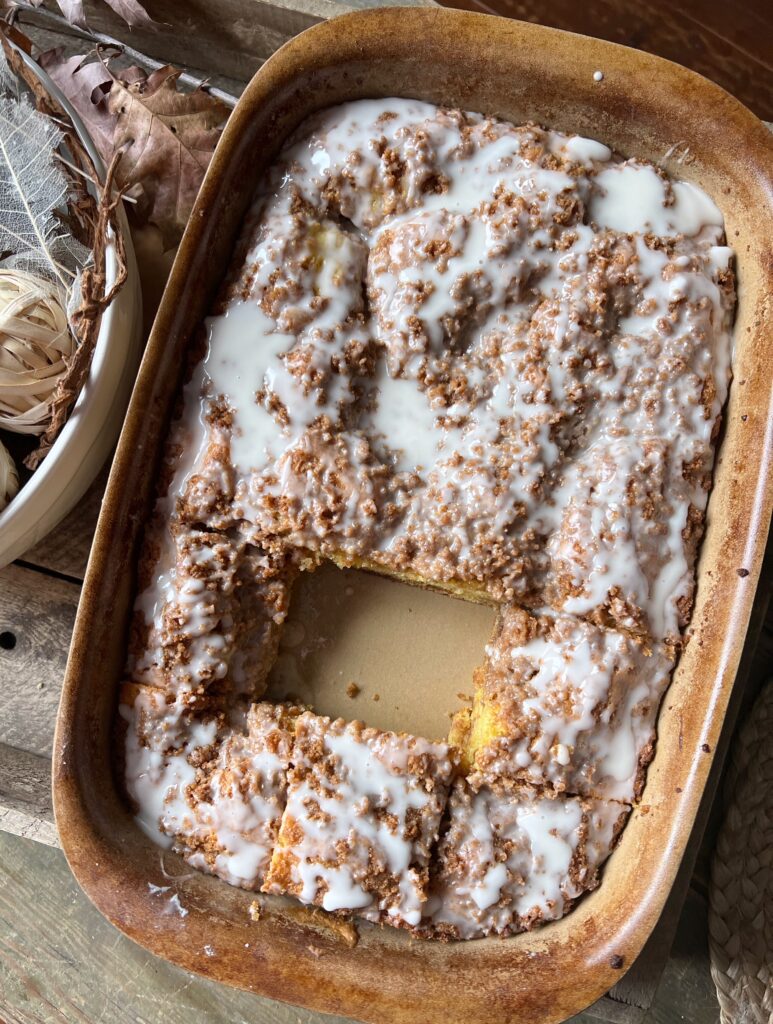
[14,557,85,589]
[14,559,85,588]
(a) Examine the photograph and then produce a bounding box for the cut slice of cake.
[121,685,300,889]
[129,524,292,698]
[450,607,673,802]
[424,780,628,940]
[172,701,301,888]
[263,712,455,929]
[120,681,223,844]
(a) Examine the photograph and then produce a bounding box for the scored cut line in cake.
[122,688,302,890]
[425,780,629,940]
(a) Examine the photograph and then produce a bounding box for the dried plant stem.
[54,151,138,201]
[26,146,127,468]
[11,2,238,106]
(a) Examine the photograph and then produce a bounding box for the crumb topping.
[424,780,628,940]
[263,713,454,928]
[119,98,734,942]
[452,606,674,802]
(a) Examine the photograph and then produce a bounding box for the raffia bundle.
[0,437,18,511]
[0,269,74,436]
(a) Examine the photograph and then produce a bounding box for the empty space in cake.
[265,562,496,740]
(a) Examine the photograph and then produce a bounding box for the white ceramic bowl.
[0,47,142,569]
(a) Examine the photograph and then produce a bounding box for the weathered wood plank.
[0,744,57,848]
[0,745,53,820]
[0,563,78,850]
[0,805,57,847]
[0,564,79,756]
[0,829,720,1024]
[0,831,356,1024]
[645,890,720,1024]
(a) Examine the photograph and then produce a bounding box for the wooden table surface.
[0,2,771,1022]
[443,0,773,122]
[6,484,771,1024]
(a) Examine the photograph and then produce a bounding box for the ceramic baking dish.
[53,9,773,1023]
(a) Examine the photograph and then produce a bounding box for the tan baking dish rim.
[53,9,773,1024]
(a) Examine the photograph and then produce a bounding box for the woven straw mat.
[709,679,773,1023]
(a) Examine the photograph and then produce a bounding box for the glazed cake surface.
[450,607,675,802]
[119,98,734,940]
[264,712,454,928]
[425,780,628,940]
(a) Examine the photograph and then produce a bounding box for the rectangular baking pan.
[53,9,773,1023]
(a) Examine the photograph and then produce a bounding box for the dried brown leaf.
[26,0,153,30]
[0,21,34,57]
[108,65,229,248]
[120,64,146,86]
[56,0,87,29]
[38,47,115,159]
[35,49,230,249]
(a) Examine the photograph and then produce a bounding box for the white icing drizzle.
[556,134,611,165]
[205,303,297,473]
[122,690,296,889]
[120,98,735,941]
[164,893,189,918]
[121,687,217,848]
[136,97,732,642]
[264,714,453,927]
[363,355,441,472]
[467,609,673,802]
[590,164,723,236]
[182,705,296,888]
[426,781,626,939]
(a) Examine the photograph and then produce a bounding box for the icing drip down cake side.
[119,98,734,940]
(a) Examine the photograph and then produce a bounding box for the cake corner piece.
[423,780,629,941]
